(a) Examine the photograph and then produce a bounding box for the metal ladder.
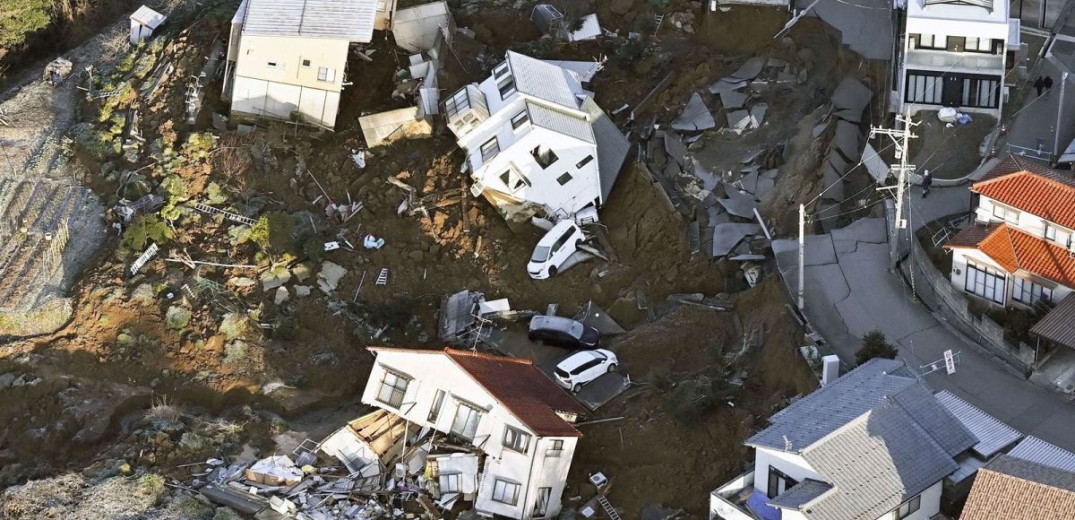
[375,268,389,286]
[653,14,665,36]
[188,202,257,226]
[597,495,621,520]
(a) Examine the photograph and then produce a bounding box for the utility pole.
[1055,71,1069,164]
[798,203,805,310]
[870,110,918,269]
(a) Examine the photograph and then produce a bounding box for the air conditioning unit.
[470,180,485,198]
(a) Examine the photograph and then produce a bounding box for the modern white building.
[710,358,979,520]
[224,0,380,130]
[443,51,629,222]
[362,347,588,519]
[898,0,1020,116]
[944,157,1075,309]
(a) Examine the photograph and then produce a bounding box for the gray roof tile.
[889,385,977,457]
[507,51,581,109]
[527,102,593,144]
[767,479,834,510]
[1008,436,1075,472]
[242,0,377,41]
[986,455,1075,493]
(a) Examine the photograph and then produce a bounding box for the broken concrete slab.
[812,119,832,139]
[574,300,626,335]
[317,261,348,294]
[719,90,749,111]
[691,158,721,191]
[260,266,292,292]
[749,103,768,129]
[671,92,716,132]
[822,163,846,203]
[294,285,311,298]
[817,202,843,233]
[726,110,752,134]
[834,120,863,162]
[661,131,690,169]
[813,0,893,61]
[831,77,873,113]
[359,107,432,148]
[708,76,749,95]
[291,262,313,282]
[713,223,763,257]
[861,142,890,183]
[836,108,862,124]
[731,56,767,80]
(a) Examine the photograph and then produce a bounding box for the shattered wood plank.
[631,71,675,121]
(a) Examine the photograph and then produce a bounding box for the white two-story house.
[899,0,1019,116]
[362,347,588,519]
[944,157,1075,309]
[710,358,978,520]
[443,51,629,222]
[224,0,380,130]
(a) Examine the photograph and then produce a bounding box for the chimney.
[821,355,841,386]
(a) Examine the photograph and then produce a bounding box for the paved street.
[772,187,1075,451]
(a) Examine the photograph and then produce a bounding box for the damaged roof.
[583,97,630,202]
[507,51,583,109]
[241,0,377,42]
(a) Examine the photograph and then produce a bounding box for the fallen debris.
[359,107,433,147]
[671,93,716,132]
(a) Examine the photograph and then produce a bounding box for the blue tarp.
[746,491,783,520]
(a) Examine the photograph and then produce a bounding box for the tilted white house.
[944,157,1075,309]
[224,0,380,130]
[362,347,588,519]
[444,51,629,221]
[710,358,979,520]
[899,0,1020,116]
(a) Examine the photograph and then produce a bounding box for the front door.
[942,76,963,107]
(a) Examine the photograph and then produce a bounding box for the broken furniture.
[42,58,73,87]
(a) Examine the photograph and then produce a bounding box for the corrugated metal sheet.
[1008,436,1075,472]
[242,0,376,42]
[527,102,593,144]
[507,51,581,109]
[935,390,1022,458]
[1031,294,1075,349]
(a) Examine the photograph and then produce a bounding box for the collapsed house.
[443,51,629,222]
[361,347,588,519]
[223,0,382,130]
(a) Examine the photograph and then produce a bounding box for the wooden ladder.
[375,268,389,286]
[597,495,621,520]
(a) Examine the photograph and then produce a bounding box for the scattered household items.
[224,0,379,130]
[363,234,385,250]
[439,290,537,346]
[530,4,602,42]
[555,349,619,393]
[359,107,433,147]
[360,347,589,519]
[528,315,600,349]
[245,455,303,486]
[937,107,973,126]
[185,39,225,124]
[527,220,586,279]
[391,1,454,53]
[42,58,73,86]
[444,51,628,223]
[129,5,167,46]
[129,243,159,276]
[113,194,165,223]
[375,267,389,286]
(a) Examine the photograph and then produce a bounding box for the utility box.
[821,355,840,386]
[130,5,167,45]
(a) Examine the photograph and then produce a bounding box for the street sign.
[944,349,956,375]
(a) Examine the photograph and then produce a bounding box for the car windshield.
[569,322,584,339]
[530,245,551,262]
[555,368,570,379]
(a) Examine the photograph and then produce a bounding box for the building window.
[1045,223,1072,248]
[911,33,943,50]
[267,61,284,69]
[439,473,461,493]
[964,37,996,53]
[992,204,1019,224]
[556,172,572,186]
[534,487,552,517]
[492,478,520,505]
[499,168,531,192]
[494,62,510,79]
[480,137,500,164]
[317,67,336,82]
[450,401,483,440]
[502,426,531,453]
[961,77,999,108]
[376,368,409,408]
[965,262,1006,304]
[428,389,446,424]
[498,76,517,99]
[906,73,943,104]
[576,155,594,169]
[947,36,966,52]
[531,146,559,169]
[511,110,529,130]
[767,466,798,499]
[546,439,564,457]
[896,495,921,519]
[1014,278,1052,305]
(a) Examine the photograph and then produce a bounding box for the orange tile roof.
[961,455,1075,520]
[367,346,587,437]
[945,224,1075,287]
[972,158,1075,230]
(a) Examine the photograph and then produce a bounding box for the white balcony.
[710,469,759,520]
[905,49,1004,74]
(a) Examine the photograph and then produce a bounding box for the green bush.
[856,329,898,365]
[0,0,51,49]
[122,214,173,254]
[250,212,295,254]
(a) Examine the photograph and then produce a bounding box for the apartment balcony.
[904,49,1004,76]
[444,84,489,139]
[709,469,761,520]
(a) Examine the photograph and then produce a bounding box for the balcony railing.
[709,469,759,520]
[905,49,1004,74]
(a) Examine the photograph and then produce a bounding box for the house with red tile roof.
[362,346,588,519]
[944,157,1075,309]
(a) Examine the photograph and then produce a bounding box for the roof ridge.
[444,347,534,365]
[1002,226,1022,271]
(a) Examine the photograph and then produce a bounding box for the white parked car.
[554,349,618,393]
[527,220,585,279]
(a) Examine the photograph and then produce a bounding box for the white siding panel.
[265,82,302,119]
[299,88,328,126]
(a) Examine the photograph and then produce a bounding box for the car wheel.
[572,383,582,393]
[608,363,617,373]
[548,266,558,277]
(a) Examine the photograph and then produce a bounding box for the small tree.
[856,329,898,365]
[250,212,295,255]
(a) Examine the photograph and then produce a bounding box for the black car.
[527,316,599,349]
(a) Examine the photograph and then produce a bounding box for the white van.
[527,220,585,279]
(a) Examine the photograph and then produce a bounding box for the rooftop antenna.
[783,435,793,451]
